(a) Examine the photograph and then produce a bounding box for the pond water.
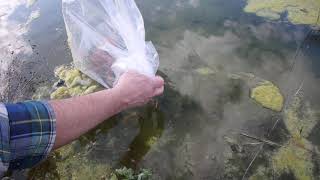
[1,0,320,179]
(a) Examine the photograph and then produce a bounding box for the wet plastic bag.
[62,0,159,88]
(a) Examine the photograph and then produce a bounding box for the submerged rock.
[244,0,320,26]
[250,81,284,112]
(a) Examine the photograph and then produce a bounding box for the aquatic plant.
[250,81,284,112]
[244,0,320,26]
[230,72,284,111]
[248,95,319,180]
[223,92,319,180]
[270,96,318,180]
[272,140,314,180]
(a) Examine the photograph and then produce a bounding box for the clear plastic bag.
[62,0,159,88]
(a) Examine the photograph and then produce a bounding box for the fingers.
[153,86,164,96]
[152,76,164,88]
[152,76,164,97]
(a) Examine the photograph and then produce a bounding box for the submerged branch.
[240,133,281,147]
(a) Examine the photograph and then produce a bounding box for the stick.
[240,133,281,147]
[241,144,264,180]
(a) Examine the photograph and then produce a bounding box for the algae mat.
[244,0,320,26]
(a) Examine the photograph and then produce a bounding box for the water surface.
[0,0,320,179]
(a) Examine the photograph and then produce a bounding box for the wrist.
[108,87,129,112]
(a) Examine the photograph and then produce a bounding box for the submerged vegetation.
[224,94,320,180]
[244,0,320,26]
[272,140,314,180]
[250,81,284,112]
[271,96,319,180]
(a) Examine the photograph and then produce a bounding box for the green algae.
[250,81,284,112]
[272,140,314,180]
[270,96,318,180]
[244,0,320,26]
[284,96,318,139]
[230,72,284,111]
[50,65,103,99]
[223,93,319,180]
[247,95,319,180]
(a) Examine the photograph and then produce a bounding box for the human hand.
[113,71,164,109]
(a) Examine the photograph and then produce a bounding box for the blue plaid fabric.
[0,101,56,175]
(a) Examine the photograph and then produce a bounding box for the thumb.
[153,86,164,96]
[152,76,164,88]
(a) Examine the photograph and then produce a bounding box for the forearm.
[50,88,124,149]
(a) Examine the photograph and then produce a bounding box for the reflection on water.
[1,0,320,179]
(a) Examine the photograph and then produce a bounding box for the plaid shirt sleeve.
[0,101,56,174]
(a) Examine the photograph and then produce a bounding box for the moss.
[244,0,320,26]
[250,81,284,112]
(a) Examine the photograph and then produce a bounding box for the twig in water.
[240,133,281,147]
[294,79,304,96]
[241,144,264,180]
